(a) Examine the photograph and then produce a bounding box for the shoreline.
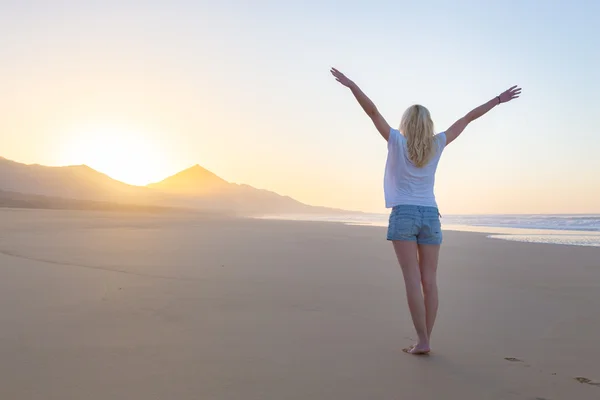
[253,214,600,247]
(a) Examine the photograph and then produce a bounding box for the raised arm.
[330,67,391,141]
[445,85,522,146]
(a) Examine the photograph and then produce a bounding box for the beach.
[1,208,599,400]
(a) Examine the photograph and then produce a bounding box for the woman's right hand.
[499,85,522,103]
[330,68,355,88]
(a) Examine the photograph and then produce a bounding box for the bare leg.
[392,240,430,354]
[418,244,440,340]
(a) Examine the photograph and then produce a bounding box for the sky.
[1,0,599,214]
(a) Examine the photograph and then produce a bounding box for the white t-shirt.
[384,128,446,208]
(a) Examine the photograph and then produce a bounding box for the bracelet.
[496,96,501,104]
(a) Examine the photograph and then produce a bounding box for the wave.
[441,215,600,232]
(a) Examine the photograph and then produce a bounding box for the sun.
[62,123,168,186]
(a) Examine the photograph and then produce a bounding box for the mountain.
[146,165,340,215]
[0,157,348,215]
[0,157,155,203]
[147,165,230,195]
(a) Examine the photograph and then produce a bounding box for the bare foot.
[402,343,431,355]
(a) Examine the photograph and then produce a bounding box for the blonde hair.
[400,104,436,168]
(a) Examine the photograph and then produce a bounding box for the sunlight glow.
[62,123,167,186]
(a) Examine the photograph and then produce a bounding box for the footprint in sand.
[504,357,532,368]
[574,377,600,387]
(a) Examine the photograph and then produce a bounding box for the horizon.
[1,1,599,214]
[3,155,599,217]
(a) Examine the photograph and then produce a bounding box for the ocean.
[257,213,600,247]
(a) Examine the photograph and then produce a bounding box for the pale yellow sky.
[1,2,599,214]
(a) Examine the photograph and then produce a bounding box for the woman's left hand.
[499,85,522,103]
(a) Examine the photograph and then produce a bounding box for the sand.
[1,208,599,400]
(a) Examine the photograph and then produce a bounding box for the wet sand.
[1,208,599,399]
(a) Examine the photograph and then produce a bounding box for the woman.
[330,67,521,355]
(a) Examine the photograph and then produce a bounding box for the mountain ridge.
[0,157,352,215]
[147,164,230,195]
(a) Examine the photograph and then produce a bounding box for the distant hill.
[146,165,339,214]
[0,157,349,215]
[147,165,230,195]
[0,157,153,202]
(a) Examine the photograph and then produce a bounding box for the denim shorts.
[386,205,443,245]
